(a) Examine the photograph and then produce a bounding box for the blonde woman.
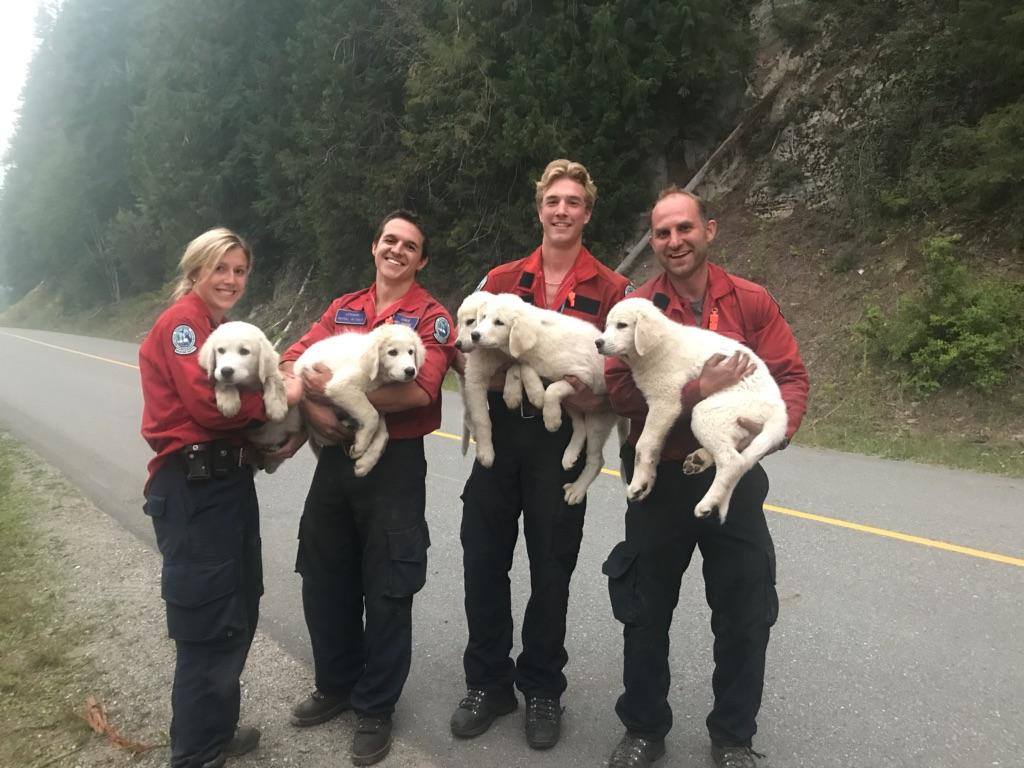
[139,228,299,768]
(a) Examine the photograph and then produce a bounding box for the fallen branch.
[79,695,161,754]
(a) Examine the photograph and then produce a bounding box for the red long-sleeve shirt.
[605,264,809,462]
[281,282,456,438]
[140,291,267,483]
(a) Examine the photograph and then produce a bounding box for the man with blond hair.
[450,159,631,750]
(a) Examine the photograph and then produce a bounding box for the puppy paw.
[476,443,495,468]
[561,446,582,470]
[627,476,653,502]
[349,440,368,460]
[694,500,721,521]
[503,388,523,409]
[682,448,713,475]
[216,389,241,418]
[563,481,587,505]
[353,454,378,477]
[543,408,563,433]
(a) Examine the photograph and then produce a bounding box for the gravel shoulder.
[4,433,442,768]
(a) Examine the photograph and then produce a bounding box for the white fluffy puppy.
[198,321,299,473]
[454,291,534,467]
[596,297,787,523]
[293,324,425,477]
[472,292,617,504]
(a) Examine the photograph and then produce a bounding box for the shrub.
[858,234,1024,394]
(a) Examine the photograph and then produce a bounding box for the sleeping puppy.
[471,292,617,505]
[293,324,425,477]
[596,297,787,523]
[454,291,533,467]
[198,321,300,473]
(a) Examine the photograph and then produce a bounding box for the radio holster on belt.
[179,441,248,480]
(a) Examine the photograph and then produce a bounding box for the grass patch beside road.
[0,434,97,767]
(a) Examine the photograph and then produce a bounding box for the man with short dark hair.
[603,188,808,768]
[276,210,455,766]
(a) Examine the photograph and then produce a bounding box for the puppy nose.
[404,367,416,379]
[471,331,480,342]
[220,367,234,379]
[594,338,604,350]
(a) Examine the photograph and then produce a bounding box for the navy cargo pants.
[296,439,430,718]
[605,444,778,746]
[460,392,587,699]
[145,461,262,768]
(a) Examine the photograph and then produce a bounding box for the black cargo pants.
[296,439,429,718]
[145,461,262,768]
[460,392,587,699]
[605,444,778,746]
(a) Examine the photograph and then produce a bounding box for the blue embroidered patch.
[392,313,419,329]
[433,316,451,344]
[335,309,367,326]
[624,282,636,296]
[171,324,197,355]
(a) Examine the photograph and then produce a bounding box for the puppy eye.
[493,319,505,326]
[616,322,628,329]
[239,348,250,356]
[217,347,226,354]
[466,319,475,326]
[388,349,398,357]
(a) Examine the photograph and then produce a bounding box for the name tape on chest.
[171,324,197,355]
[335,309,367,326]
[392,313,419,329]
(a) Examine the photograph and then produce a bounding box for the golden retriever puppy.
[596,297,787,523]
[199,321,299,473]
[293,324,425,477]
[471,292,617,504]
[454,291,535,467]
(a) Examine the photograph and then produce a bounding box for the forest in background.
[1,0,1022,453]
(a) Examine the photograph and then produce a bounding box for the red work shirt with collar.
[139,291,268,484]
[605,263,809,462]
[482,246,631,329]
[281,281,456,439]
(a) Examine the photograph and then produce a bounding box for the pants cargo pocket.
[384,524,429,598]
[603,541,641,625]
[161,560,247,642]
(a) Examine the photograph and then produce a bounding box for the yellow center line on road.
[4,335,1020,568]
[431,429,1024,568]
[0,330,141,370]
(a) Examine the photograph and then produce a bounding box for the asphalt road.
[1,327,1022,768]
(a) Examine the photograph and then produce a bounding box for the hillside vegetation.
[1,0,1022,474]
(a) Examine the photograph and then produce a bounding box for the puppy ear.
[198,336,216,379]
[365,340,381,381]
[508,318,538,358]
[257,334,281,386]
[633,312,659,357]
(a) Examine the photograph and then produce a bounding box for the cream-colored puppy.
[472,292,617,504]
[199,321,299,473]
[293,324,425,477]
[596,297,787,523]
[454,291,536,467]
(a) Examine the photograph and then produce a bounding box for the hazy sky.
[1,2,45,165]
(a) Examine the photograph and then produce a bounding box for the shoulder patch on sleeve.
[433,316,451,344]
[624,282,636,296]
[171,324,197,355]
